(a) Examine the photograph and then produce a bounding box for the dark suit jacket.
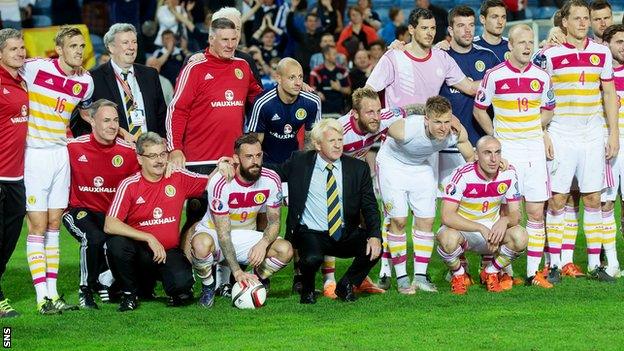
[273,150,381,241]
[70,61,167,137]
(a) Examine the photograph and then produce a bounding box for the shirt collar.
[315,153,342,173]
[110,58,135,76]
[0,64,22,84]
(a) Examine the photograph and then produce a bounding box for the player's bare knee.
[389,217,407,233]
[505,225,528,251]
[602,201,615,212]
[270,239,293,262]
[525,204,544,222]
[436,228,461,254]
[548,194,567,211]
[191,233,214,258]
[413,217,434,232]
[582,192,601,209]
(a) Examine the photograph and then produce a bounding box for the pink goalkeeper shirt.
[367,48,466,108]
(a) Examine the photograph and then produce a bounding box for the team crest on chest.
[497,182,508,194]
[295,108,307,120]
[112,155,124,167]
[165,185,176,197]
[589,54,601,66]
[253,192,266,204]
[504,51,511,60]
[475,60,485,72]
[72,83,82,95]
[234,68,244,79]
[530,80,541,92]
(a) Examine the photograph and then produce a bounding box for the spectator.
[97,52,111,66]
[170,1,215,52]
[0,0,34,29]
[337,6,379,60]
[415,0,449,43]
[350,49,371,91]
[309,33,347,70]
[503,0,527,21]
[286,2,324,79]
[151,30,188,87]
[251,19,286,62]
[357,0,382,30]
[310,45,351,114]
[145,57,175,106]
[380,7,406,45]
[396,24,410,43]
[311,0,341,35]
[251,0,288,40]
[368,40,386,68]
[155,0,187,47]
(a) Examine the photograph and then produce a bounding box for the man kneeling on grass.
[104,132,233,311]
[437,136,528,294]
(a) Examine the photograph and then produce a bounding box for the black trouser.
[0,181,26,299]
[181,164,216,237]
[295,226,380,294]
[62,208,109,291]
[106,236,193,298]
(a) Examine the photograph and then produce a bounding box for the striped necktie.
[121,72,142,137]
[326,164,343,240]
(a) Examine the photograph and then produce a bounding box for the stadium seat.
[537,6,558,20]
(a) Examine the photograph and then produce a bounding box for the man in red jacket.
[166,17,262,237]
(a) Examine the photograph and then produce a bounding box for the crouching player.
[188,134,293,308]
[437,136,528,294]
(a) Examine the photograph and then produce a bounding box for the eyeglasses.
[140,151,169,160]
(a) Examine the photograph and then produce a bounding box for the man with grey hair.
[77,23,167,139]
[104,132,234,312]
[64,99,140,310]
[0,28,28,318]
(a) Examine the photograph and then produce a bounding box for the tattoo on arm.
[402,103,426,116]
[214,214,241,273]
[263,206,281,243]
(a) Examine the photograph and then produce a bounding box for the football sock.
[45,229,60,299]
[387,231,407,279]
[321,256,336,283]
[485,245,519,274]
[215,264,231,287]
[602,209,619,269]
[255,257,287,280]
[412,230,434,276]
[378,219,392,278]
[545,208,564,268]
[526,220,546,277]
[27,234,48,303]
[560,205,579,266]
[437,241,465,274]
[192,252,214,286]
[584,207,603,270]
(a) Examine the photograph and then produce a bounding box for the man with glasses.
[104,132,232,312]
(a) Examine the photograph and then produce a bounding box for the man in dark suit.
[274,118,382,304]
[71,23,167,138]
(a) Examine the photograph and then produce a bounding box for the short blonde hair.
[311,118,343,143]
[55,26,83,47]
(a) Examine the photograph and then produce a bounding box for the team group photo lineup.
[0,0,623,324]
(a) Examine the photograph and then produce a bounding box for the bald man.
[247,57,322,164]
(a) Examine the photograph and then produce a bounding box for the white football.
[231,280,267,309]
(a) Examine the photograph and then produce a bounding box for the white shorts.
[438,222,495,255]
[547,134,605,194]
[504,155,550,202]
[192,222,263,265]
[601,150,624,202]
[24,147,70,211]
[376,161,437,218]
[437,150,466,197]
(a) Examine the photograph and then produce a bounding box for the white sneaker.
[412,275,438,292]
[606,265,621,278]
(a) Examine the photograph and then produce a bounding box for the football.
[231,280,267,309]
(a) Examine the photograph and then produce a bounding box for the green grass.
[4,207,624,351]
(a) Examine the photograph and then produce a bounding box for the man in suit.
[71,23,167,138]
[274,118,382,304]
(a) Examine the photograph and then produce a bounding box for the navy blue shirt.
[473,36,510,63]
[440,45,500,145]
[247,88,321,164]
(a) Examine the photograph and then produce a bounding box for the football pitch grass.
[4,209,624,351]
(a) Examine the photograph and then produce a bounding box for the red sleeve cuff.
[474,102,489,110]
[442,197,460,204]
